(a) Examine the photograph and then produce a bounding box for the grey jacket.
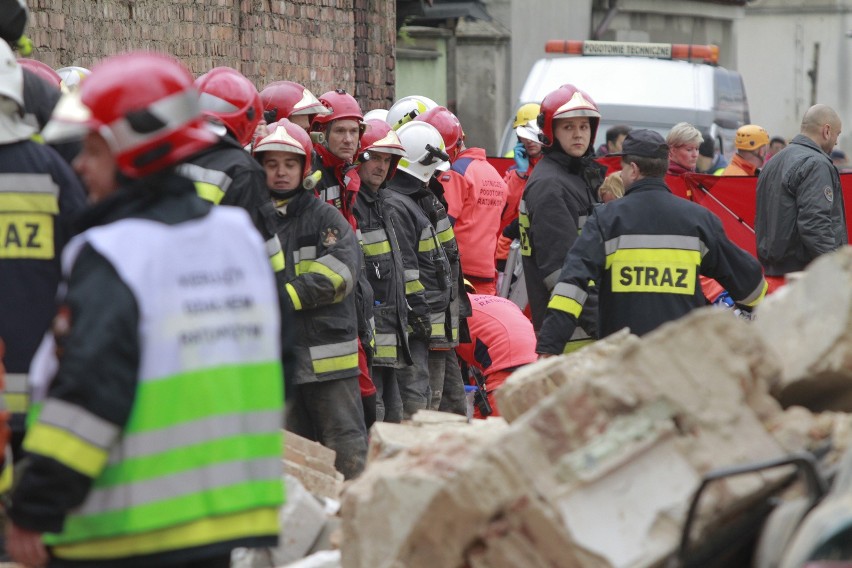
[755,134,847,275]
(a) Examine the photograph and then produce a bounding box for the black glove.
[409,313,431,340]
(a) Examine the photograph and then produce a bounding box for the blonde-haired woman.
[666,122,703,175]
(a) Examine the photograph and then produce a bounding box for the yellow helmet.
[513,103,541,128]
[735,124,770,151]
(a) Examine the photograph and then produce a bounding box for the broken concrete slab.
[341,310,791,568]
[284,431,344,500]
[754,248,852,412]
[495,328,639,424]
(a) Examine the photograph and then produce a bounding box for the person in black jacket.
[519,84,605,348]
[537,129,768,356]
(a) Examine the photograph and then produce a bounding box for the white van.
[500,40,750,159]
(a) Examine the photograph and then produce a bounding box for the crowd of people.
[2,0,851,564]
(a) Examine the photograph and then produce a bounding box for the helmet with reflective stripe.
[17,58,61,91]
[253,119,313,179]
[359,119,405,178]
[195,66,262,147]
[311,89,364,131]
[414,106,463,161]
[735,124,769,151]
[386,95,438,131]
[76,52,217,178]
[396,121,449,183]
[260,80,330,124]
[513,103,541,128]
[56,66,90,93]
[537,84,601,150]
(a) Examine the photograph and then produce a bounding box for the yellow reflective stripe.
[0,463,11,493]
[375,345,397,359]
[405,280,425,294]
[270,250,285,272]
[430,323,445,336]
[24,422,109,478]
[5,393,28,414]
[547,295,583,318]
[740,278,768,307]
[362,240,392,256]
[285,283,302,310]
[607,248,700,295]
[418,238,437,252]
[0,193,59,213]
[436,226,455,244]
[312,352,359,375]
[52,508,279,560]
[194,181,225,205]
[0,213,55,259]
[563,338,594,354]
[519,206,531,256]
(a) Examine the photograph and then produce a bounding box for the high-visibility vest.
[26,207,284,560]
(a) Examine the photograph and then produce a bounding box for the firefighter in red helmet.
[260,80,330,133]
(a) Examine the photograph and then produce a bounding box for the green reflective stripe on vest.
[374,332,398,362]
[126,362,282,433]
[547,295,583,318]
[405,280,425,294]
[518,199,531,256]
[285,283,302,310]
[46,476,282,547]
[266,236,285,273]
[0,192,59,213]
[5,373,28,413]
[362,239,392,257]
[740,278,768,307]
[429,312,446,338]
[309,339,359,375]
[435,217,455,244]
[296,255,354,300]
[194,182,225,205]
[50,508,279,561]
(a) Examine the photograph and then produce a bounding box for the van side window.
[714,68,751,129]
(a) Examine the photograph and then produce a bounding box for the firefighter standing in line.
[260,80,330,134]
[309,89,377,423]
[412,107,469,415]
[255,120,368,478]
[519,84,605,341]
[0,43,87,461]
[383,121,452,418]
[536,129,767,356]
[7,52,285,568]
[722,124,770,176]
[354,120,424,423]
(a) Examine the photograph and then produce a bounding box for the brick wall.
[24,0,396,110]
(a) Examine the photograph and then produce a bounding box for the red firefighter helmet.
[537,84,601,151]
[414,106,463,161]
[311,89,364,133]
[17,58,61,90]
[359,119,405,177]
[77,52,216,178]
[260,80,329,124]
[253,119,314,179]
[195,66,262,147]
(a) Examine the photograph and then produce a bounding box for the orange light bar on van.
[544,40,719,65]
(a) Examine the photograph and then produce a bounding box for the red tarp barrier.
[485,153,852,259]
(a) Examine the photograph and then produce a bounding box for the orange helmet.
[195,67,262,147]
[537,84,601,152]
[414,106,463,161]
[78,52,216,178]
[735,124,770,151]
[260,80,329,124]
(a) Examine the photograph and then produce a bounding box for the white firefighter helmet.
[386,94,438,131]
[363,108,389,123]
[396,121,449,182]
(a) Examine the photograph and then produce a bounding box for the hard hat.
[195,66,263,147]
[260,80,330,124]
[17,58,61,91]
[56,66,90,92]
[513,103,541,129]
[515,119,541,144]
[253,118,314,179]
[359,119,405,178]
[363,108,389,122]
[386,95,438,131]
[414,106,463,161]
[735,124,770,151]
[310,89,364,133]
[395,121,449,182]
[537,84,601,150]
[0,42,34,143]
[62,51,216,178]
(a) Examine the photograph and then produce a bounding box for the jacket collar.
[387,170,424,196]
[790,133,831,157]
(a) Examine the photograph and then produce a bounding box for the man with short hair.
[537,129,767,355]
[755,104,846,290]
[596,124,631,157]
[723,124,770,176]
